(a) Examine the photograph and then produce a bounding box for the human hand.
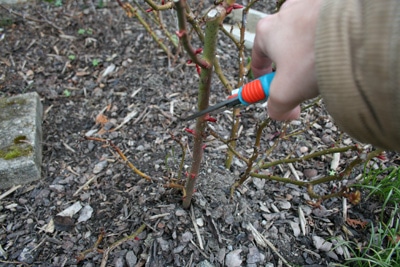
[251,0,321,121]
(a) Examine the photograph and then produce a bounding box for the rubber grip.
[238,72,275,105]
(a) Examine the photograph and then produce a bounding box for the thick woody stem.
[183,5,226,209]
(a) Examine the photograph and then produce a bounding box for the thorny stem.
[245,148,383,200]
[183,5,226,209]
[258,145,360,170]
[174,0,210,69]
[185,6,205,43]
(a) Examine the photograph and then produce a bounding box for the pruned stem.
[182,5,226,209]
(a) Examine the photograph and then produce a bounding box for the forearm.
[315,0,400,151]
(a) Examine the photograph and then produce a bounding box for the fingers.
[251,17,275,78]
[250,0,321,121]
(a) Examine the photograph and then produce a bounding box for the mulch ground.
[0,1,399,266]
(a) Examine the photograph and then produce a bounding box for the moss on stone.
[0,136,33,160]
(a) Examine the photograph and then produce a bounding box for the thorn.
[204,114,217,123]
[202,144,207,150]
[195,65,201,75]
[186,59,193,64]
[375,152,387,161]
[175,30,186,38]
[185,128,196,135]
[226,3,243,14]
[195,48,203,54]
[232,3,244,9]
[146,8,153,12]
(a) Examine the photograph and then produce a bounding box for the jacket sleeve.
[315,0,400,151]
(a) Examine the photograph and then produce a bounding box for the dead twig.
[84,136,152,181]
[76,228,105,263]
[0,185,21,200]
[73,174,102,197]
[246,222,292,267]
[100,224,146,267]
[190,205,204,250]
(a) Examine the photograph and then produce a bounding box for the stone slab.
[0,92,43,189]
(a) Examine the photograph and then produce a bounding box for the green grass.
[333,166,400,266]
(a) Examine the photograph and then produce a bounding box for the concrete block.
[223,9,269,49]
[0,92,43,189]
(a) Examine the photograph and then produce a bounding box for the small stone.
[321,135,332,144]
[277,200,291,210]
[181,231,193,243]
[299,146,308,153]
[115,257,124,267]
[125,251,137,267]
[225,249,242,267]
[313,235,332,252]
[196,218,204,227]
[303,169,318,179]
[49,184,65,193]
[247,246,261,264]
[252,178,265,190]
[197,260,214,267]
[93,160,108,174]
[18,241,38,263]
[175,209,186,216]
[156,237,169,251]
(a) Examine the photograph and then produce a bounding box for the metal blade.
[183,97,241,121]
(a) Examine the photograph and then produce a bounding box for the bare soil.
[0,1,398,267]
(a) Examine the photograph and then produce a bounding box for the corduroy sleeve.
[315,0,400,151]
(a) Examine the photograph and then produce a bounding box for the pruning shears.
[183,72,275,121]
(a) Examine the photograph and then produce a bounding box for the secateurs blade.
[183,72,275,121]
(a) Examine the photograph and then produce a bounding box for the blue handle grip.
[238,72,276,105]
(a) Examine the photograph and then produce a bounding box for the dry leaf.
[346,217,368,228]
[96,113,108,126]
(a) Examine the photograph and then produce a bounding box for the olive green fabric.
[315,0,400,151]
